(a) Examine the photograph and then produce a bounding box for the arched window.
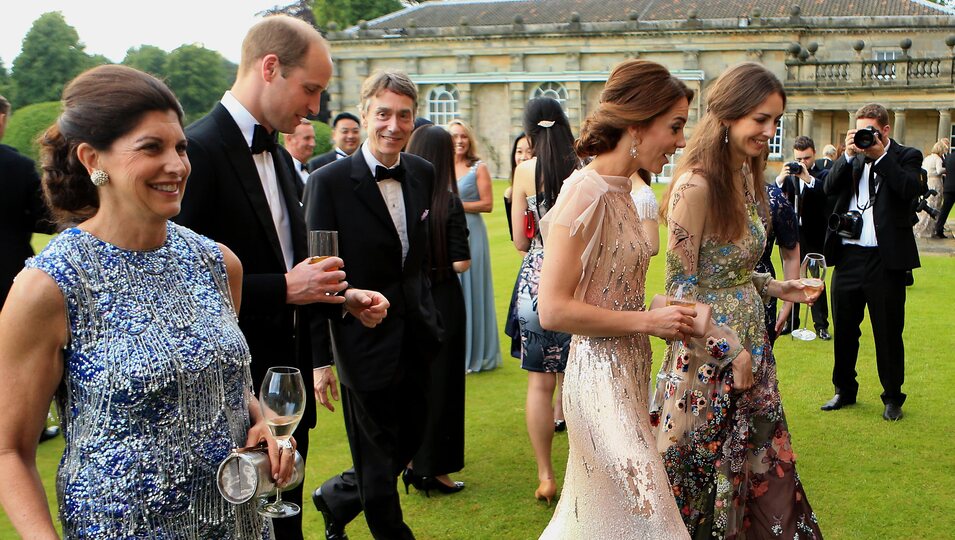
[768,117,784,158]
[426,84,459,126]
[532,82,568,110]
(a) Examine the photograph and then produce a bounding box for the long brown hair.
[662,62,783,241]
[577,59,694,186]
[406,125,460,280]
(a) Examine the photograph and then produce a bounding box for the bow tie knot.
[375,164,405,183]
[251,124,278,154]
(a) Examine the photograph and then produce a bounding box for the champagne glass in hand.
[791,253,827,341]
[308,230,339,265]
[258,367,306,518]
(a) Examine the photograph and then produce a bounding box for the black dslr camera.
[853,126,881,149]
[786,161,802,175]
[829,210,863,239]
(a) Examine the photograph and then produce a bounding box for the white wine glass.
[791,253,827,341]
[257,366,306,518]
[308,230,338,264]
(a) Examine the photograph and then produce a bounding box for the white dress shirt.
[292,157,309,185]
[361,142,409,264]
[220,91,294,270]
[843,139,891,247]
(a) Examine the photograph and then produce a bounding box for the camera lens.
[853,127,877,149]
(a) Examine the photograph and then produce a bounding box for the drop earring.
[629,139,639,159]
[723,126,729,144]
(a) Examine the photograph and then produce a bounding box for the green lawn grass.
[5,180,954,539]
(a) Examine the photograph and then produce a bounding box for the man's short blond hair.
[359,71,418,114]
[240,15,324,75]
[855,103,890,128]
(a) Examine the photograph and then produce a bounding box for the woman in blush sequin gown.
[651,63,823,540]
[536,60,699,539]
[0,66,296,538]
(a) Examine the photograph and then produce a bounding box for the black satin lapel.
[402,167,420,243]
[350,156,401,235]
[274,149,307,261]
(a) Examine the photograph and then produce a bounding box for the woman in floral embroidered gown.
[537,60,701,539]
[651,62,824,539]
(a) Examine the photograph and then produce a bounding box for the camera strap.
[855,163,878,212]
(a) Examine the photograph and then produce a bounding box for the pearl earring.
[90,169,110,186]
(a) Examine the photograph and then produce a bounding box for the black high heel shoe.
[401,468,424,494]
[419,476,465,496]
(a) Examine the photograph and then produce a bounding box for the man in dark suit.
[0,95,54,310]
[306,71,442,540]
[815,143,837,172]
[775,135,832,339]
[932,146,955,238]
[174,16,388,539]
[307,112,361,172]
[821,103,922,421]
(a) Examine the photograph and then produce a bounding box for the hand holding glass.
[308,230,338,265]
[791,253,827,341]
[257,367,306,518]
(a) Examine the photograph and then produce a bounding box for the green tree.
[122,45,168,78]
[11,12,95,107]
[0,59,11,102]
[3,101,62,160]
[310,0,402,29]
[163,44,233,121]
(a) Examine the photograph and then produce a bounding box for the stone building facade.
[323,0,955,178]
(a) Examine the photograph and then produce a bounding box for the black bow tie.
[250,124,277,154]
[375,164,405,183]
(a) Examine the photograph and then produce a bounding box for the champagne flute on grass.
[791,253,826,341]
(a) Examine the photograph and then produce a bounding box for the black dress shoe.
[931,231,948,239]
[883,403,903,421]
[312,487,348,540]
[816,328,831,341]
[39,426,60,443]
[820,394,856,411]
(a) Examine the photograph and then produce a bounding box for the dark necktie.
[250,124,277,154]
[375,164,405,183]
[300,162,308,173]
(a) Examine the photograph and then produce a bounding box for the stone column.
[893,109,907,144]
[800,109,815,142]
[458,82,473,126]
[509,81,525,138]
[782,111,798,158]
[938,108,952,143]
[564,81,582,129]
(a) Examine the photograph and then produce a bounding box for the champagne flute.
[257,366,306,518]
[308,230,338,265]
[791,253,827,341]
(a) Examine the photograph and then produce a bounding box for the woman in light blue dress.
[449,119,502,373]
[0,65,293,538]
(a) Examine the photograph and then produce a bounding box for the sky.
[2,1,283,68]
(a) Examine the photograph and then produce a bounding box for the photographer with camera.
[822,103,922,421]
[774,135,831,340]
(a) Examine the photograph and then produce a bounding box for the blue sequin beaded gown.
[26,222,269,539]
[457,162,502,373]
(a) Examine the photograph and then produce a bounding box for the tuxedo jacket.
[307,150,339,173]
[0,144,53,307]
[823,138,922,271]
[815,157,833,172]
[280,151,306,201]
[174,103,333,429]
[943,151,955,193]
[303,151,442,392]
[796,165,831,250]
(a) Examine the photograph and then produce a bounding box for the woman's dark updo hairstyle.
[522,97,577,209]
[575,59,694,184]
[39,64,184,225]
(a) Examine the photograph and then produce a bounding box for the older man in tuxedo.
[306,71,442,540]
[174,16,388,539]
[284,118,317,196]
[822,103,922,421]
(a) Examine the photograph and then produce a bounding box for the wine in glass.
[308,230,338,265]
[791,253,827,341]
[258,366,306,518]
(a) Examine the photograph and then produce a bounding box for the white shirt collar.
[360,141,401,178]
[220,91,261,149]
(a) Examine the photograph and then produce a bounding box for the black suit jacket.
[0,144,53,307]
[797,165,831,251]
[823,139,922,271]
[307,150,340,173]
[943,151,955,193]
[280,151,306,201]
[815,157,833,171]
[304,151,442,392]
[174,103,332,429]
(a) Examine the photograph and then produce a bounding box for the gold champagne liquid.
[801,277,824,298]
[667,299,696,308]
[308,256,330,265]
[266,414,302,439]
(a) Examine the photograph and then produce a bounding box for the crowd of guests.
[0,11,946,540]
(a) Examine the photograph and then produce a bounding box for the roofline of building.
[402,69,706,86]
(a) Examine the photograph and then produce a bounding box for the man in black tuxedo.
[306,71,442,540]
[932,146,955,238]
[775,135,832,339]
[0,95,54,309]
[815,143,837,172]
[174,16,388,539]
[821,103,922,421]
[283,118,317,198]
[307,112,361,172]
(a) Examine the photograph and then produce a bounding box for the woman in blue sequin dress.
[0,66,293,538]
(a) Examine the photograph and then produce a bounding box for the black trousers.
[831,245,907,406]
[934,190,955,235]
[320,368,428,539]
[271,420,310,540]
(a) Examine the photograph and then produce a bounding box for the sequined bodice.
[27,222,266,539]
